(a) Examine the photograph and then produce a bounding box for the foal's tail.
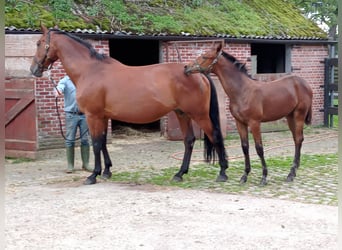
[203,74,227,163]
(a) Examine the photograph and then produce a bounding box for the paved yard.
[5,127,338,250]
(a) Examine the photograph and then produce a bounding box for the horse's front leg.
[101,125,113,179]
[236,122,251,184]
[84,117,108,185]
[84,135,103,185]
[250,122,268,185]
[172,112,195,182]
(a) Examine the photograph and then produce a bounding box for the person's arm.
[54,77,66,97]
[54,87,62,97]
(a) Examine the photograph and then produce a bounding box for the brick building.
[5,1,337,158]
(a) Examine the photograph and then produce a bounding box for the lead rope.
[47,66,88,142]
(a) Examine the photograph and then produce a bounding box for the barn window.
[251,43,291,74]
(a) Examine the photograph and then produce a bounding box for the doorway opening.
[251,43,286,73]
[109,39,160,134]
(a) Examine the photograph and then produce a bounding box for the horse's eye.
[36,41,41,47]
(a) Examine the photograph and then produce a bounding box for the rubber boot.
[66,146,75,173]
[81,145,92,172]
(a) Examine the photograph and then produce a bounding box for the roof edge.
[5,29,336,45]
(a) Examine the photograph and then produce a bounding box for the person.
[55,75,92,173]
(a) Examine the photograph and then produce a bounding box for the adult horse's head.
[30,24,59,77]
[184,43,223,76]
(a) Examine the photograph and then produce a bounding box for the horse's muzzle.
[30,64,43,77]
[184,65,192,76]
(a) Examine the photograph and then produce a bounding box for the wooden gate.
[323,58,338,127]
[5,78,37,159]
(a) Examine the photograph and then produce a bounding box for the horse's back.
[252,75,312,121]
[268,75,312,99]
[284,75,313,104]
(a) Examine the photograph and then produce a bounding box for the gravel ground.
[5,127,338,250]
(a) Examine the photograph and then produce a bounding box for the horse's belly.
[262,103,296,122]
[105,103,171,124]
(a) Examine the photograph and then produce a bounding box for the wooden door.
[5,78,37,158]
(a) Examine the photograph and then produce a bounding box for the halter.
[33,30,53,72]
[193,50,222,74]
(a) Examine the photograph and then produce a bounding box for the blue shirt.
[56,76,80,113]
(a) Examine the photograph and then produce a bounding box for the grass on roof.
[5,0,327,38]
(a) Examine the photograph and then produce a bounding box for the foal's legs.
[249,121,268,185]
[286,114,304,182]
[172,111,196,182]
[236,121,251,184]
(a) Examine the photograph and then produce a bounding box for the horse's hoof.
[216,174,228,182]
[84,177,96,185]
[286,175,294,182]
[260,178,267,186]
[102,172,112,179]
[172,175,183,182]
[240,175,248,184]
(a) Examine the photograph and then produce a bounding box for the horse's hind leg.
[212,127,228,182]
[101,124,113,179]
[286,114,304,182]
[207,121,228,182]
[172,111,195,182]
[236,121,251,184]
[194,117,228,182]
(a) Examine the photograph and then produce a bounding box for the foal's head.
[184,43,223,75]
[184,43,250,78]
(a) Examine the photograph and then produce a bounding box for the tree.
[289,0,338,39]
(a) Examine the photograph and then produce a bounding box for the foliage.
[287,0,338,39]
[48,0,75,21]
[5,157,34,164]
[5,0,327,38]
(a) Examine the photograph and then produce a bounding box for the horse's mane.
[50,29,108,61]
[221,51,252,78]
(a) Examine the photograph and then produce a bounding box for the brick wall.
[291,45,328,125]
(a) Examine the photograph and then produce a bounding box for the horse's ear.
[40,22,48,33]
[217,43,222,52]
[54,24,59,29]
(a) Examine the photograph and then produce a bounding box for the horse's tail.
[301,77,313,126]
[203,74,227,163]
[305,104,312,125]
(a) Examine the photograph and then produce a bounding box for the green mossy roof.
[5,0,327,39]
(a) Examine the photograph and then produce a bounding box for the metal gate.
[323,58,338,127]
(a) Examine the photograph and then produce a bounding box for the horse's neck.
[214,63,251,99]
[54,37,96,84]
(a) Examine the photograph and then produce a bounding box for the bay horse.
[184,43,313,185]
[30,24,228,185]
